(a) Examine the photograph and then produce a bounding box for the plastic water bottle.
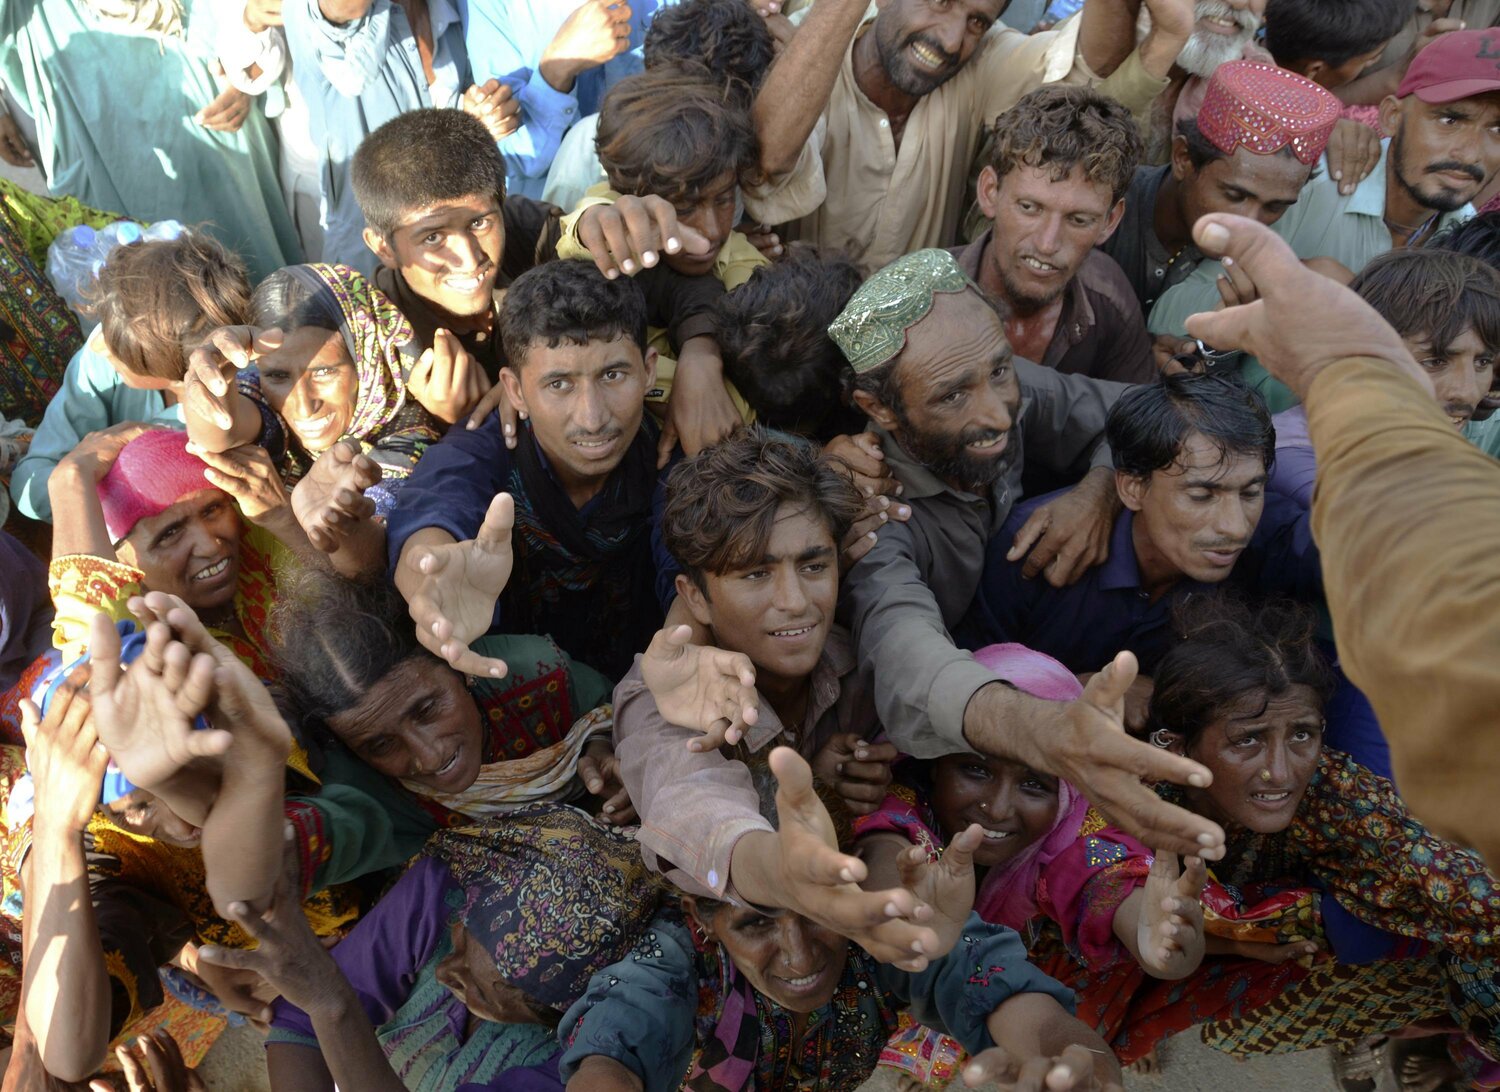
[46,224,106,322]
[141,219,184,242]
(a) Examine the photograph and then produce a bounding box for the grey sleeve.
[1015,360,1125,477]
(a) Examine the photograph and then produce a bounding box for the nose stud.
[1260,769,1273,783]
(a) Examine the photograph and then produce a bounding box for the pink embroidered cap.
[97,428,214,542]
[1195,60,1341,167]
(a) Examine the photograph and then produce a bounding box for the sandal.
[1330,1035,1389,1092]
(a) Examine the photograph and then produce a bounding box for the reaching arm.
[750,0,865,175]
[47,424,153,561]
[1077,0,1145,78]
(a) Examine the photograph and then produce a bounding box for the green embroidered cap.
[828,249,975,374]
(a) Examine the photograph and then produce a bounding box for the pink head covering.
[96,429,214,542]
[1195,60,1341,167]
[969,643,1091,930]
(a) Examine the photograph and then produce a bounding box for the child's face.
[103,790,203,847]
[663,171,738,277]
[92,330,177,392]
[930,754,1060,869]
[379,195,505,321]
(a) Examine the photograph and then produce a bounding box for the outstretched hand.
[183,326,283,433]
[292,440,383,554]
[577,195,712,280]
[640,624,758,749]
[400,493,515,678]
[962,1041,1123,1091]
[1136,852,1207,978]
[894,823,981,961]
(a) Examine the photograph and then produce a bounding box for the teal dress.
[0,0,301,281]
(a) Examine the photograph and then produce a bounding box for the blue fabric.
[283,0,470,273]
[965,489,1323,675]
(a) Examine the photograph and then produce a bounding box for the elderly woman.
[558,748,1123,1092]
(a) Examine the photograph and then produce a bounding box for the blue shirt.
[458,0,674,200]
[965,488,1323,675]
[285,0,470,273]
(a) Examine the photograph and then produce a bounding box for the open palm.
[404,493,516,677]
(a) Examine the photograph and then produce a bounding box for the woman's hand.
[175,939,279,1027]
[577,739,636,824]
[56,423,153,484]
[292,440,382,554]
[91,1031,206,1092]
[21,668,107,840]
[894,822,981,961]
[408,328,491,425]
[191,443,290,524]
[1209,935,1325,965]
[639,624,759,749]
[1135,852,1207,979]
[810,733,897,816]
[824,432,910,567]
[962,1041,1123,1091]
[183,326,282,433]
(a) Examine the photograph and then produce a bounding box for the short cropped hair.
[644,0,776,106]
[988,84,1143,205]
[92,232,251,381]
[662,427,863,590]
[499,260,648,369]
[596,65,760,206]
[1264,0,1413,68]
[351,109,507,238]
[1351,248,1500,358]
[1429,211,1500,269]
[715,247,865,437]
[1108,372,1275,479]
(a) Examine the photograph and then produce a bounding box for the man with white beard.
[1138,0,1267,160]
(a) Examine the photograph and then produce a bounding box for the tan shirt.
[742,18,1167,273]
[1308,356,1500,869]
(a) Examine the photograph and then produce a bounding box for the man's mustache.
[1427,160,1485,183]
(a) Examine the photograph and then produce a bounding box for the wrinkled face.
[872,0,1004,96]
[104,790,202,848]
[683,504,839,692]
[500,336,653,499]
[980,163,1121,310]
[665,172,739,277]
[1177,145,1311,229]
[1180,685,1323,834]
[876,290,1021,494]
[256,327,358,454]
[930,754,1060,869]
[1387,94,1500,215]
[702,903,849,1012]
[1406,326,1496,429]
[434,921,551,1025]
[118,489,243,614]
[1119,432,1268,587]
[380,195,504,319]
[325,656,484,795]
[1175,0,1264,77]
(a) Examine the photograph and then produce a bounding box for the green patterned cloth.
[828,248,973,374]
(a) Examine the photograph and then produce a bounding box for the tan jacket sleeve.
[1306,356,1500,867]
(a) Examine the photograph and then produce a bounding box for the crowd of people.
[2,0,1500,1089]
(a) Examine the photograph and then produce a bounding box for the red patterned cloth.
[1197,60,1342,166]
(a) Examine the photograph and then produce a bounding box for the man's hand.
[577,739,636,823]
[1136,852,1207,978]
[243,0,283,30]
[1076,671,1153,733]
[639,624,759,749]
[577,195,712,280]
[737,221,785,260]
[184,326,283,432]
[825,432,911,566]
[174,940,278,1027]
[971,651,1226,859]
[658,337,740,466]
[733,748,940,971]
[1326,119,1381,196]
[191,443,290,524]
[195,85,252,133]
[399,493,515,677]
[20,668,106,840]
[893,822,981,961]
[539,0,633,93]
[56,422,153,484]
[1137,0,1196,78]
[408,328,491,424]
[461,80,521,142]
[464,380,522,441]
[962,1041,1123,1091]
[0,110,34,167]
[292,440,382,554]
[92,1031,206,1092]
[87,612,233,794]
[1007,465,1118,587]
[810,733,897,816]
[1185,215,1427,401]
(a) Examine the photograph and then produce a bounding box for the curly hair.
[644,0,776,106]
[596,63,761,207]
[91,231,251,381]
[662,427,863,590]
[500,259,647,369]
[987,84,1143,205]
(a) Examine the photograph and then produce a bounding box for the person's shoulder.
[1077,248,1141,310]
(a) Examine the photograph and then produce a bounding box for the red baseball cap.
[1398,27,1500,103]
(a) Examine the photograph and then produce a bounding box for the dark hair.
[269,566,440,744]
[351,108,507,239]
[1264,0,1413,68]
[644,0,776,106]
[1148,597,1335,748]
[662,427,863,591]
[92,232,251,380]
[1108,372,1275,479]
[715,246,865,437]
[596,64,761,207]
[1350,248,1500,359]
[499,260,648,369]
[1429,211,1500,269]
[251,265,345,336]
[988,84,1142,205]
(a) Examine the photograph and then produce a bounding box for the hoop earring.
[1148,728,1173,749]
